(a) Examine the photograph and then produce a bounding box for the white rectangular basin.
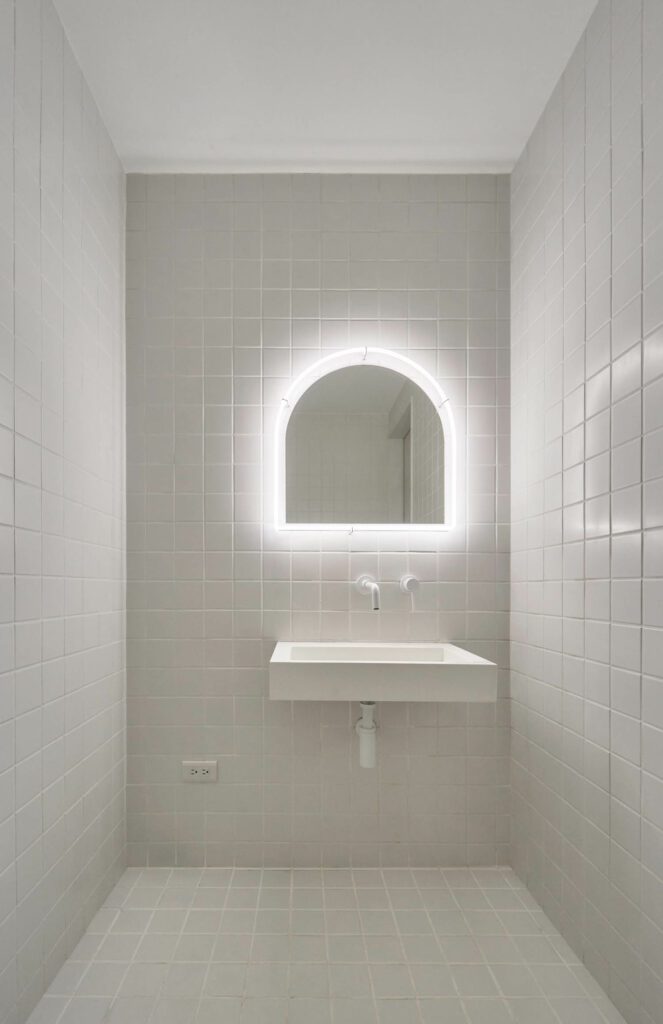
[269,641,496,702]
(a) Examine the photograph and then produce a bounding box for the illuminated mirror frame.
[274,347,456,532]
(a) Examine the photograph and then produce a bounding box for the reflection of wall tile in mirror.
[284,366,445,526]
[287,412,404,523]
[410,387,445,523]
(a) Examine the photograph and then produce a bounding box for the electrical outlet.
[181,760,218,782]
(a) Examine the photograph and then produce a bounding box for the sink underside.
[269,641,497,702]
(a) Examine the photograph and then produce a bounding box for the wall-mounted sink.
[269,641,497,702]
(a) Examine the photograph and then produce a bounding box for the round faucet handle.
[400,574,419,594]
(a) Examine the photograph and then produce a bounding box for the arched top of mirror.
[274,348,456,532]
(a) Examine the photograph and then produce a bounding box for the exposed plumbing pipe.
[356,701,377,768]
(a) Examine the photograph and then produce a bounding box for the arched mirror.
[274,348,455,531]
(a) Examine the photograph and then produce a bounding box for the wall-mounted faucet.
[355,575,381,611]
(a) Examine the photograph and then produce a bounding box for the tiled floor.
[29,867,626,1024]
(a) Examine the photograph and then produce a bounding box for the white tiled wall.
[511,2,663,1022]
[126,171,510,870]
[0,1,126,1021]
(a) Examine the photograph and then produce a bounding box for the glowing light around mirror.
[274,347,456,532]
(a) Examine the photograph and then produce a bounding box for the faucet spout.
[366,580,380,611]
[355,575,381,611]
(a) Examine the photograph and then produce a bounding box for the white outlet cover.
[182,760,218,782]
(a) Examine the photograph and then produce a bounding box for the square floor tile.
[212,935,252,961]
[328,936,365,963]
[370,964,415,998]
[59,999,112,1024]
[119,964,167,998]
[364,937,405,962]
[163,963,207,998]
[329,965,372,997]
[28,867,628,1024]
[245,963,289,997]
[330,999,377,1024]
[410,964,455,997]
[105,997,154,1024]
[505,999,558,1024]
[419,1000,466,1024]
[491,964,542,997]
[288,997,332,1024]
[462,998,513,1024]
[289,963,330,996]
[195,998,241,1023]
[239,997,288,1024]
[530,966,591,999]
[75,964,126,998]
[204,964,246,997]
[451,965,499,997]
[375,1000,420,1024]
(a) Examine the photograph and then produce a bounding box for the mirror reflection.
[285,365,445,525]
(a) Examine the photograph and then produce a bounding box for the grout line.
[193,864,234,1021]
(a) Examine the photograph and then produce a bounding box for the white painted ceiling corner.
[54,0,598,173]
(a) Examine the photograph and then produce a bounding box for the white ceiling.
[54,0,597,173]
